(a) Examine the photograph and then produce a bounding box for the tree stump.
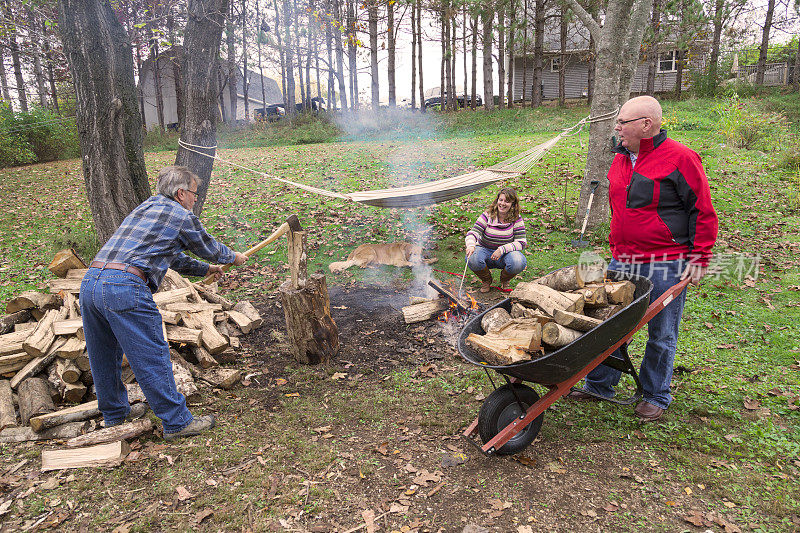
[279,272,339,365]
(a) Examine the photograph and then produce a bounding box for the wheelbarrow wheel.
[478,384,543,455]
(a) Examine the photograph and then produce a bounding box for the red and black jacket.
[608,130,718,265]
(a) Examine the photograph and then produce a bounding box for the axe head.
[286,214,302,232]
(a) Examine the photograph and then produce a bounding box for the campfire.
[401,278,481,325]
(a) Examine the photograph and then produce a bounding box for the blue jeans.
[79,268,194,433]
[582,259,687,410]
[466,246,527,275]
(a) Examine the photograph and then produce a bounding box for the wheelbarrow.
[457,270,691,456]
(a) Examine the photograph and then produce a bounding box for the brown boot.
[499,270,516,290]
[474,268,493,293]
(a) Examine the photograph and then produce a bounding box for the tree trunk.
[506,2,514,107]
[346,0,357,110]
[58,0,150,244]
[174,0,230,216]
[150,36,166,132]
[368,1,379,110]
[243,0,251,119]
[707,0,723,89]
[0,47,11,105]
[440,3,447,110]
[482,5,494,110]
[521,0,527,106]
[559,6,566,106]
[169,50,185,128]
[794,37,800,90]
[227,3,238,124]
[411,0,417,110]
[451,9,458,110]
[388,0,396,108]
[464,4,468,106]
[284,0,296,115]
[755,0,775,86]
[645,0,660,95]
[324,0,334,110]
[27,7,49,108]
[498,6,506,109]
[674,48,684,98]
[279,272,339,364]
[417,0,424,112]
[531,0,544,106]
[4,0,28,112]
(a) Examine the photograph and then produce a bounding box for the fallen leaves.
[175,486,194,501]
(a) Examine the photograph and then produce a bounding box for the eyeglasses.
[181,188,199,198]
[615,116,648,126]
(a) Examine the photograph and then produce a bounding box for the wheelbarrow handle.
[633,277,691,333]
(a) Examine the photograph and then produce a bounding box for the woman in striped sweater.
[465,187,528,292]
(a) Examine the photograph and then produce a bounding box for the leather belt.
[89,261,147,283]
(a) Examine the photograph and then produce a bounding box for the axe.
[202,214,302,284]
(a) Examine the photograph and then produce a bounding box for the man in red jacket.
[568,96,718,421]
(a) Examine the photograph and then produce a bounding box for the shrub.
[712,93,789,151]
[0,104,79,167]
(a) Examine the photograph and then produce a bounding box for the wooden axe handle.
[201,221,292,284]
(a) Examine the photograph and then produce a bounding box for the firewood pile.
[465,264,635,366]
[0,249,263,452]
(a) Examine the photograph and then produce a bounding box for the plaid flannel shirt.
[91,194,236,291]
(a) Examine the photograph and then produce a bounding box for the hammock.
[177,111,615,208]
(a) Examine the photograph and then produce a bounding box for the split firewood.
[14,322,36,333]
[0,421,90,443]
[53,318,83,336]
[225,310,257,334]
[232,301,263,330]
[494,319,543,351]
[600,281,635,306]
[62,382,88,403]
[409,296,436,305]
[0,380,17,430]
[41,440,130,471]
[165,302,223,313]
[61,291,80,319]
[534,266,581,291]
[172,362,201,403]
[65,419,153,448]
[10,338,67,389]
[23,306,68,357]
[541,323,584,348]
[73,351,91,372]
[47,278,81,294]
[511,282,584,316]
[214,319,237,339]
[56,337,85,359]
[80,370,93,387]
[152,288,192,307]
[66,268,88,279]
[214,347,237,365]
[0,309,32,335]
[584,304,625,322]
[171,350,202,379]
[181,311,228,355]
[480,308,512,333]
[6,291,61,314]
[19,377,57,425]
[553,309,603,332]
[576,260,607,286]
[201,368,242,390]
[56,358,81,383]
[190,345,219,370]
[401,300,448,324]
[48,249,87,278]
[571,286,608,308]
[192,283,234,310]
[165,325,202,347]
[159,309,181,325]
[228,336,240,349]
[465,334,532,366]
[0,352,33,375]
[29,399,100,433]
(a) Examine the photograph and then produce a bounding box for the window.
[550,57,561,72]
[658,51,677,73]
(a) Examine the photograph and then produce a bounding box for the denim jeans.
[79,267,194,433]
[581,259,687,410]
[466,246,527,275]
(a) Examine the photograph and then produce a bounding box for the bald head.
[614,96,663,153]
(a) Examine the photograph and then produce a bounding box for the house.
[138,47,283,130]
[510,19,708,102]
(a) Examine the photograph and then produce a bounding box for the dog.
[328,242,437,272]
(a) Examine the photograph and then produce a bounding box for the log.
[53,318,84,336]
[493,320,543,351]
[584,304,624,322]
[74,351,91,372]
[164,302,223,313]
[64,419,153,448]
[56,358,81,383]
[66,268,88,279]
[571,286,608,308]
[465,334,532,366]
[226,310,257,334]
[23,307,68,357]
[182,311,228,355]
[201,368,242,390]
[165,325,202,347]
[192,283,234,310]
[0,352,33,374]
[47,278,82,294]
[480,308,512,333]
[172,361,200,403]
[56,337,86,359]
[61,291,80,319]
[6,291,61,314]
[14,322,37,333]
[171,350,202,379]
[534,266,580,291]
[29,400,100,433]
[159,309,181,325]
[126,383,146,403]
[409,296,436,305]
[402,300,448,324]
[553,309,603,332]
[602,281,635,306]
[0,421,90,443]
[288,229,308,289]
[279,272,339,364]
[62,381,87,403]
[428,279,470,313]
[10,338,67,389]
[190,345,219,370]
[41,440,130,471]
[214,347,237,365]
[48,248,87,278]
[511,282,584,316]
[152,288,192,307]
[0,380,17,429]
[232,301,263,330]
[19,377,56,425]
[0,310,32,335]
[576,261,607,287]
[542,323,584,348]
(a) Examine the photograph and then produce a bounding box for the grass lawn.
[0,94,799,532]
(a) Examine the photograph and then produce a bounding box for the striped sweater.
[465,213,527,254]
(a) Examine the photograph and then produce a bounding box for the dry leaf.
[175,485,194,501]
[683,510,706,526]
[389,502,409,513]
[743,398,760,410]
[362,509,376,533]
[331,372,347,380]
[275,378,288,386]
[196,508,214,524]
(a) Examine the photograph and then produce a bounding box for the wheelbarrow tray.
[457,270,654,385]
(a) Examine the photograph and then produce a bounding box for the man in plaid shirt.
[80,166,246,440]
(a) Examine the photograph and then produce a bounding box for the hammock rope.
[177,109,618,208]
